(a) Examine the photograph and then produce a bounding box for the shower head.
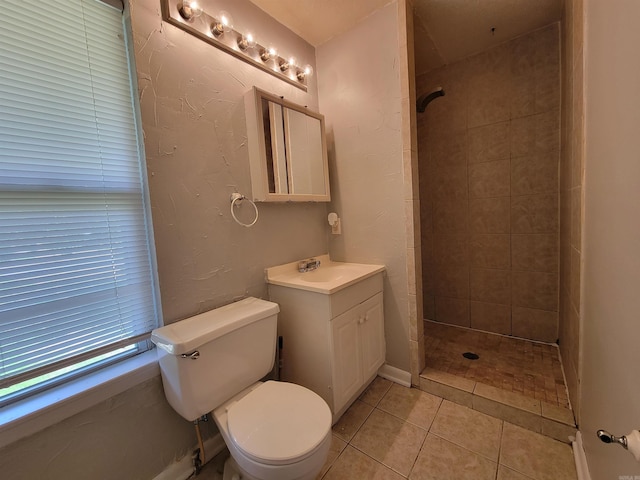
[416,87,445,113]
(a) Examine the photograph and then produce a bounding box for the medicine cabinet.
[244,87,330,202]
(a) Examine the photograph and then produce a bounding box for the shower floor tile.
[423,320,569,408]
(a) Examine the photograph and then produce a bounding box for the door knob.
[597,430,628,448]
[597,429,640,461]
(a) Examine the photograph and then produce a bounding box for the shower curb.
[419,367,577,444]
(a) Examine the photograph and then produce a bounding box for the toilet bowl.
[213,381,332,480]
[150,297,332,480]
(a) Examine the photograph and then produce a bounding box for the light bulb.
[178,0,203,20]
[297,64,314,80]
[279,56,296,72]
[238,33,257,51]
[260,45,278,62]
[211,10,234,36]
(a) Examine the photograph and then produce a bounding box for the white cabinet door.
[330,307,362,413]
[359,293,385,382]
[331,293,385,414]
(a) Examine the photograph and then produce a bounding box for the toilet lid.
[227,381,331,465]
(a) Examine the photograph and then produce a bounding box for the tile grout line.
[404,395,447,479]
[495,420,505,480]
[323,381,397,479]
[355,381,426,479]
[350,383,448,479]
[427,402,503,466]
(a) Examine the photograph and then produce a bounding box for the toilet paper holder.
[597,428,640,461]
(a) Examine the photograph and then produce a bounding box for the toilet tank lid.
[150,297,279,355]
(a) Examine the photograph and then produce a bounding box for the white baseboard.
[377,364,411,387]
[153,433,226,480]
[571,431,592,480]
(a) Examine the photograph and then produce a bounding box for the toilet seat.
[226,381,331,466]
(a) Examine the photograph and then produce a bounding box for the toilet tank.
[151,297,279,421]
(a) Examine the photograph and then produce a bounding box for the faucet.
[298,258,321,272]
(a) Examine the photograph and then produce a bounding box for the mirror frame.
[244,87,331,202]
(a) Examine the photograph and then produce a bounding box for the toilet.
[151,297,332,480]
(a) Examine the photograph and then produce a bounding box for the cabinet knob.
[358,316,365,324]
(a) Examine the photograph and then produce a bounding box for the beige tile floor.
[199,377,578,480]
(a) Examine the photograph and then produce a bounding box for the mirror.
[245,87,330,202]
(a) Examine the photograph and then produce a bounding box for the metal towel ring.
[230,192,259,227]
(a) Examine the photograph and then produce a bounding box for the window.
[0,0,160,405]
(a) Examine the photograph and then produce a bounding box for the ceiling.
[249,0,563,75]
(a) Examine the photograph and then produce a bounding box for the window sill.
[0,350,159,449]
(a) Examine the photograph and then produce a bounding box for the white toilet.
[151,297,332,480]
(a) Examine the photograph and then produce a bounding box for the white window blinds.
[0,0,159,395]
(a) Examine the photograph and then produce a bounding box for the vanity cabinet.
[331,292,385,412]
[267,270,385,423]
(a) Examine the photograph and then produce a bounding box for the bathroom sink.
[266,254,385,294]
[298,262,350,283]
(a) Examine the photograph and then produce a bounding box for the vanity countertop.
[265,254,385,294]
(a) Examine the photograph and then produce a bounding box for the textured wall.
[580,0,640,476]
[0,0,329,477]
[0,377,217,480]
[132,0,329,322]
[416,24,561,342]
[317,2,411,372]
[559,0,584,423]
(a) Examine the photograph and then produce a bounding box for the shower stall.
[415,23,571,415]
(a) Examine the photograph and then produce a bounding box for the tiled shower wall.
[559,0,584,421]
[417,24,560,342]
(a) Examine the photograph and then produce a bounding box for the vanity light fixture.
[278,59,289,72]
[297,64,313,81]
[178,0,203,20]
[211,10,233,36]
[163,0,312,90]
[260,45,278,62]
[279,56,297,72]
[237,33,257,51]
